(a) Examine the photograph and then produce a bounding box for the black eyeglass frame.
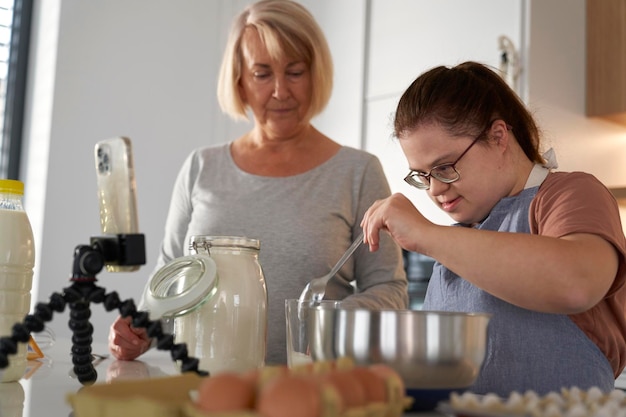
[403,122,508,190]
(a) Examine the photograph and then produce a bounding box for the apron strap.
[524,148,558,189]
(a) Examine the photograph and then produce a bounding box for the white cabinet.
[300,0,367,149]
[366,0,524,101]
[363,0,524,224]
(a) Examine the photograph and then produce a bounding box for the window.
[0,0,32,180]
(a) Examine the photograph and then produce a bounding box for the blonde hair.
[217,0,333,121]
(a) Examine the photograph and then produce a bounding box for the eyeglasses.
[403,130,485,191]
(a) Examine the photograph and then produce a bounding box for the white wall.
[363,0,524,226]
[18,0,626,345]
[526,0,626,186]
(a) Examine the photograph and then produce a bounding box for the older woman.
[109,0,407,366]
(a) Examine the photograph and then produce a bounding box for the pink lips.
[440,197,461,212]
[269,107,294,113]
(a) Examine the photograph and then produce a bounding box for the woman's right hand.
[108,315,151,360]
[361,192,431,253]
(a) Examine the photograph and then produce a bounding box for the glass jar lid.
[142,254,218,319]
[189,235,260,254]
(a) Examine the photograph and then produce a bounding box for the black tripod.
[0,234,207,385]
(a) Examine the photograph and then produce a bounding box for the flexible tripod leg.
[1,287,207,385]
[1,240,207,385]
[68,299,96,383]
[65,279,208,384]
[0,292,66,379]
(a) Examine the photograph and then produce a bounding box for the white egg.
[458,392,481,410]
[505,391,526,414]
[482,392,503,410]
[568,387,583,404]
[609,390,626,403]
[565,403,588,417]
[586,386,604,404]
[545,391,566,407]
[544,402,564,417]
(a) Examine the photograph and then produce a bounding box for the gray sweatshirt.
[148,143,408,364]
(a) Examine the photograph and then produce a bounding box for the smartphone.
[94,136,140,272]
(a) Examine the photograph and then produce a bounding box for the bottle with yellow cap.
[0,179,35,382]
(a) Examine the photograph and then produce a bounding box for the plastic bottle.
[0,382,25,416]
[0,179,35,382]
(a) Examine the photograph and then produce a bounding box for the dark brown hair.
[393,62,544,164]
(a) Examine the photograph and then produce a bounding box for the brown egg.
[334,357,355,371]
[311,360,335,375]
[241,365,290,386]
[196,372,256,412]
[349,367,387,403]
[319,369,367,409]
[256,374,322,417]
[368,364,405,403]
[289,361,315,376]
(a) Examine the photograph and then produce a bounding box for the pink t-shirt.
[530,171,626,377]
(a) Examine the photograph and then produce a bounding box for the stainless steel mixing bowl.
[307,307,491,389]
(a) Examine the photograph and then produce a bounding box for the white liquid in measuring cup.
[287,351,313,368]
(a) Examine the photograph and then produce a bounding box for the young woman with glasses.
[361,61,626,396]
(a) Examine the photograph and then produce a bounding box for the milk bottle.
[0,179,35,382]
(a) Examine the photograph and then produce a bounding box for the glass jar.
[144,236,267,374]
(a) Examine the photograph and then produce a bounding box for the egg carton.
[183,402,409,417]
[67,359,413,417]
[67,373,204,417]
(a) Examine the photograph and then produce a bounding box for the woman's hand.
[108,315,151,360]
[361,193,432,253]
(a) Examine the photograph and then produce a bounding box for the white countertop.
[2,337,180,417]
[1,337,439,417]
[6,334,625,417]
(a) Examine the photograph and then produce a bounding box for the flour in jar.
[173,239,267,375]
[174,303,266,374]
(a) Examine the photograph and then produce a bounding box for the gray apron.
[423,158,614,396]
